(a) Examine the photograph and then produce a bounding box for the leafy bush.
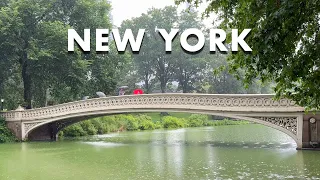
[60,113,250,138]
[139,119,155,130]
[126,118,139,131]
[162,116,186,129]
[0,118,16,143]
[63,124,87,137]
[115,114,137,131]
[80,121,98,135]
[91,119,107,134]
[188,114,208,127]
[102,116,122,132]
[137,114,155,130]
[154,121,162,129]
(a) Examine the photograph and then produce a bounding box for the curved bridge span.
[1,93,319,149]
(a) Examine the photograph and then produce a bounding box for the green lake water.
[0,124,319,180]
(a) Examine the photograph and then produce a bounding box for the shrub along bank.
[59,114,250,137]
[0,117,17,143]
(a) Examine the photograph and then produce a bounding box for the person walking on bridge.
[119,88,125,96]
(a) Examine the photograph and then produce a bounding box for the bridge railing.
[0,93,304,122]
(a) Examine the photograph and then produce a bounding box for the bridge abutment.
[6,121,23,140]
[301,114,320,149]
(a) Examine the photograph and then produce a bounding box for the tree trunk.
[183,84,187,93]
[181,78,187,93]
[22,60,32,109]
[0,81,4,95]
[144,73,149,94]
[183,72,188,93]
[160,78,166,93]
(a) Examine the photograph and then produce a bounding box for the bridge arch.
[1,94,304,148]
[25,109,300,146]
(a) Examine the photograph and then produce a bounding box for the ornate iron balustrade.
[0,94,303,122]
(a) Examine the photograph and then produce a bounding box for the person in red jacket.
[133,88,144,95]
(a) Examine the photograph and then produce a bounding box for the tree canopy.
[175,0,320,109]
[0,0,129,109]
[118,6,272,94]
[0,2,273,110]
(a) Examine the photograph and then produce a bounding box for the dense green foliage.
[118,6,273,94]
[60,113,249,137]
[0,2,275,111]
[0,117,16,143]
[0,0,129,110]
[162,116,187,128]
[1,0,313,112]
[175,0,320,109]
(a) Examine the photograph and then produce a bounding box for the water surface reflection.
[0,124,319,180]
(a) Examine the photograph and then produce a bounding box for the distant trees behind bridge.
[0,1,274,110]
[117,7,274,95]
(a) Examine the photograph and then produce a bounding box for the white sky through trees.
[109,0,216,27]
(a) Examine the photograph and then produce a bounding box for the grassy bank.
[59,113,250,138]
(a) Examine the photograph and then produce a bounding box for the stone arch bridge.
[1,94,319,149]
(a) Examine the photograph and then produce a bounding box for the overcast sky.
[109,0,215,27]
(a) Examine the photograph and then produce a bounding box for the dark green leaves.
[176,0,320,110]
